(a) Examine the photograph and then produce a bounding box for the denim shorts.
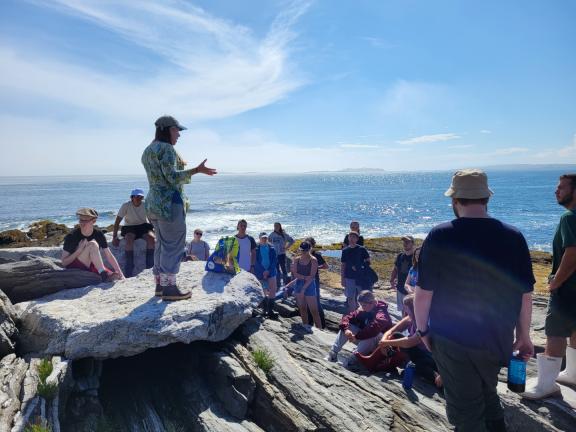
[294,279,317,296]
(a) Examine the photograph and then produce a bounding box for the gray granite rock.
[16,262,263,360]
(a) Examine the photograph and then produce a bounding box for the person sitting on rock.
[112,188,155,277]
[325,290,392,363]
[184,228,210,261]
[356,294,443,388]
[255,232,279,319]
[62,208,124,282]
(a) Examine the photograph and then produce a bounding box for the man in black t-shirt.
[342,221,365,248]
[62,208,124,282]
[389,235,415,314]
[341,231,370,313]
[415,169,534,432]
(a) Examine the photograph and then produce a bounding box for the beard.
[558,192,574,206]
[452,203,459,218]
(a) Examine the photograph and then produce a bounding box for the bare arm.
[513,292,534,360]
[549,246,576,291]
[303,258,318,289]
[61,240,87,267]
[389,266,398,289]
[381,315,411,341]
[112,216,122,247]
[379,333,421,349]
[414,286,434,350]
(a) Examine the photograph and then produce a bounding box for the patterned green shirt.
[141,140,192,220]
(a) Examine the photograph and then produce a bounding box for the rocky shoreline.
[0,221,573,432]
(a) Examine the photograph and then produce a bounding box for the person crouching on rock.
[325,290,393,363]
[112,188,156,277]
[61,208,124,282]
[142,115,217,301]
[356,294,443,388]
[255,232,279,319]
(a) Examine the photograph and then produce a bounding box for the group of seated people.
[62,193,438,389]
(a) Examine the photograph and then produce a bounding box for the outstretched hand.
[196,159,217,176]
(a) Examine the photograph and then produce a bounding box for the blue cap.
[131,188,145,197]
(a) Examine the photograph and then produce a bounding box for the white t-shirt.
[236,235,252,271]
[117,201,148,226]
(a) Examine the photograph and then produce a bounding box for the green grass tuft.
[37,358,53,382]
[252,347,275,374]
[24,418,51,432]
[36,358,58,400]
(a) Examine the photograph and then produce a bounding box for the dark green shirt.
[552,209,576,306]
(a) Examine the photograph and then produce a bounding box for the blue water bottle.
[403,361,416,390]
[507,352,526,393]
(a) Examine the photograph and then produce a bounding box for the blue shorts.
[294,280,317,296]
[255,269,277,280]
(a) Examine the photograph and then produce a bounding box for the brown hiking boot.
[162,285,191,301]
[155,284,163,297]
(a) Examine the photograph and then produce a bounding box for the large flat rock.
[15,262,263,360]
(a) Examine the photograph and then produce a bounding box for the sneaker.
[325,350,338,362]
[162,285,192,301]
[155,284,163,297]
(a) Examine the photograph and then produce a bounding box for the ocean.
[0,170,564,252]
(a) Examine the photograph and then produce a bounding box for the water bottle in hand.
[507,352,526,393]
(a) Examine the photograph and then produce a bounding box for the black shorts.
[120,223,154,239]
[545,294,576,338]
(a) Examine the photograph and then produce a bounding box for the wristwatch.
[416,328,430,338]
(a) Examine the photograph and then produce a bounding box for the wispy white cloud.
[480,129,492,134]
[447,144,474,149]
[396,133,461,145]
[2,0,309,122]
[533,134,576,160]
[359,36,396,49]
[339,144,380,149]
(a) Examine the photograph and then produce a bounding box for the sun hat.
[130,188,145,197]
[76,208,98,218]
[299,241,311,251]
[259,232,269,239]
[154,115,187,131]
[444,169,494,199]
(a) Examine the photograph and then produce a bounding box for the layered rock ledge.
[15,262,263,360]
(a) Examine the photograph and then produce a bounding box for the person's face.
[556,179,576,207]
[260,236,268,244]
[274,223,280,232]
[359,300,375,312]
[348,234,358,246]
[78,217,96,231]
[169,126,180,145]
[131,196,144,207]
[194,231,203,240]
[402,239,414,252]
[350,222,359,232]
[237,222,247,234]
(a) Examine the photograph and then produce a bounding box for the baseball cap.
[259,232,269,239]
[299,241,311,251]
[76,208,98,218]
[154,115,187,131]
[131,188,145,197]
[401,235,414,242]
[444,169,493,199]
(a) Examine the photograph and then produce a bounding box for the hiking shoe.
[266,310,279,320]
[325,350,338,362]
[155,284,163,297]
[162,285,191,301]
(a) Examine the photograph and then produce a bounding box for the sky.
[0,0,575,175]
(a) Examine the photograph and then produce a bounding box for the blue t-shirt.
[260,244,271,270]
[418,217,534,365]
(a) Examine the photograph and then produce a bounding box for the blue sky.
[0,0,574,175]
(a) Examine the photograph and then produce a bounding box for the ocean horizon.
[0,169,567,253]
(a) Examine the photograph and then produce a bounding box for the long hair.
[155,127,186,169]
[274,222,285,238]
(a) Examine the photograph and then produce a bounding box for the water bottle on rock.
[403,361,416,390]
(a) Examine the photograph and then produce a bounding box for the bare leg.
[144,232,156,249]
[77,240,106,273]
[305,295,322,328]
[546,336,568,358]
[296,293,309,325]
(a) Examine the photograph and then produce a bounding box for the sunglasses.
[194,232,202,236]
[79,218,95,223]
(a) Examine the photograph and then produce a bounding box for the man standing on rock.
[112,188,155,277]
[415,169,534,432]
[62,208,124,282]
[341,231,370,313]
[523,173,576,399]
[235,219,256,273]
